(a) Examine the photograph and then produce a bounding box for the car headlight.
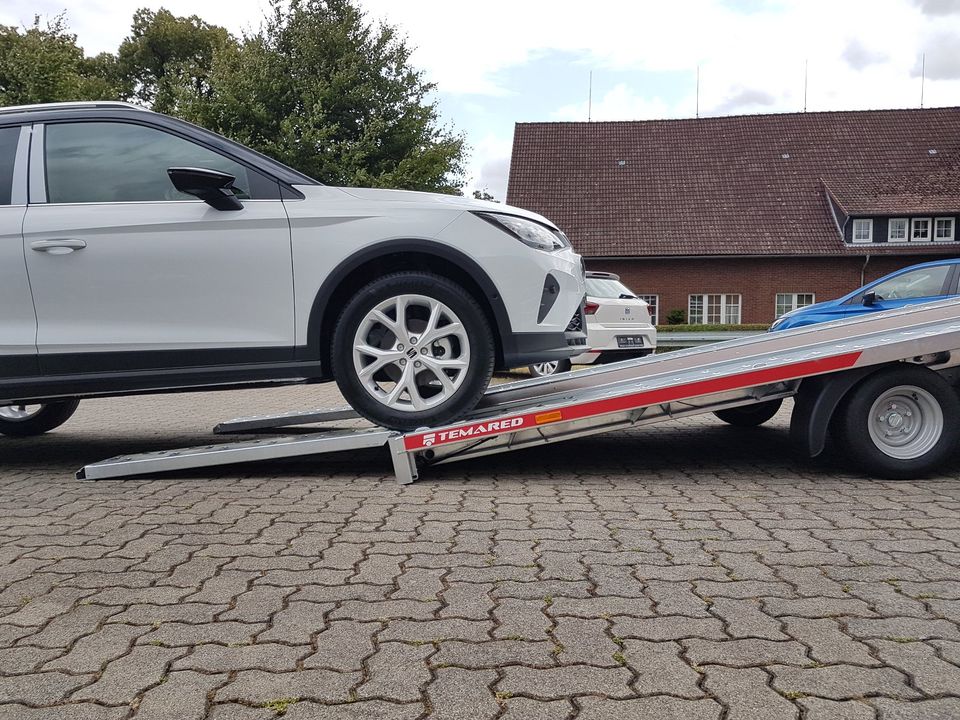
[476,212,570,252]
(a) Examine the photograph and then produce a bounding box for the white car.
[0,102,585,434]
[529,272,655,376]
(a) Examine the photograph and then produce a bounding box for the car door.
[855,264,955,315]
[22,120,295,375]
[0,125,39,381]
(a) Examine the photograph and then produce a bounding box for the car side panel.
[0,205,38,377]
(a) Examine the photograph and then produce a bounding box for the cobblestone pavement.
[1,382,960,719]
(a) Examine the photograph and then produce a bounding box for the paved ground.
[1,383,960,720]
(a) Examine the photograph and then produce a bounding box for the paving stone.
[547,595,653,617]
[73,645,183,704]
[282,700,424,719]
[0,671,93,704]
[0,705,126,720]
[427,667,498,720]
[576,696,722,720]
[438,582,496,620]
[782,617,877,665]
[258,601,331,643]
[499,698,573,720]
[553,617,618,665]
[695,580,795,599]
[0,645,61,673]
[647,580,713,617]
[769,664,921,700]
[683,638,808,667]
[217,668,358,704]
[845,617,960,641]
[140,620,263,647]
[379,618,492,643]
[493,598,551,640]
[358,642,432,702]
[433,639,555,668]
[498,665,634,699]
[174,643,305,672]
[26,604,117,648]
[303,620,377,670]
[797,698,875,720]
[703,665,798,720]
[710,597,787,640]
[622,640,703,697]
[613,615,726,641]
[43,624,145,672]
[762,597,877,618]
[330,600,439,621]
[870,640,960,695]
[870,698,960,719]
[135,670,227,720]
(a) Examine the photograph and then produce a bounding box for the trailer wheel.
[840,366,960,479]
[714,399,783,427]
[0,400,80,438]
[332,271,495,431]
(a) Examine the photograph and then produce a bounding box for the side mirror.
[862,291,877,307]
[167,167,243,211]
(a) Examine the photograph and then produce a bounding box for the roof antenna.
[696,64,700,119]
[588,71,593,122]
[920,53,925,108]
[803,59,808,112]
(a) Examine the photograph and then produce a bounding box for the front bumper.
[502,306,588,367]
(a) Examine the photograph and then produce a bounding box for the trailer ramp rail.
[78,299,960,483]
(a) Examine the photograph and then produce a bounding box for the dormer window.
[888,218,907,242]
[852,218,873,243]
[935,217,955,241]
[912,218,931,241]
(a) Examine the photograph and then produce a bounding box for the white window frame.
[775,292,816,319]
[887,218,908,243]
[852,218,873,244]
[636,294,659,325]
[911,217,932,242]
[688,294,741,325]
[934,217,955,242]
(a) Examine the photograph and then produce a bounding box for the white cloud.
[553,84,678,122]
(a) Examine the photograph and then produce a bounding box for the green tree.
[0,14,121,106]
[117,8,232,114]
[472,188,498,202]
[183,0,465,191]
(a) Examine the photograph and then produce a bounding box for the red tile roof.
[506,108,960,257]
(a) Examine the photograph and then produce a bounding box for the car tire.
[528,359,572,377]
[331,271,495,431]
[837,366,960,479]
[0,400,80,438]
[714,398,783,427]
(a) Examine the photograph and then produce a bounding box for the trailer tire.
[839,366,960,479]
[714,399,782,427]
[0,400,80,438]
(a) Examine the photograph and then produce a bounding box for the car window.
[870,265,951,301]
[44,121,276,204]
[585,277,637,299]
[0,126,19,205]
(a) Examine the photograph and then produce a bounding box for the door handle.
[30,239,87,255]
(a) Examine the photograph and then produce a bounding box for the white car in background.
[529,272,656,376]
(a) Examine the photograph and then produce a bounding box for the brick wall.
[585,255,950,325]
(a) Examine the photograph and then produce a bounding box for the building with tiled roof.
[507,108,960,325]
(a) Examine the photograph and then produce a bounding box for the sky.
[3,0,960,199]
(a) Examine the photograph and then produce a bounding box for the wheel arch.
[300,239,512,376]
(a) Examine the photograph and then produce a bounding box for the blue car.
[770,259,960,331]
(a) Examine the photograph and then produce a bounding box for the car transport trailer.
[78,298,960,483]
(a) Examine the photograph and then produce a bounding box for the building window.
[888,218,907,242]
[912,218,931,242]
[689,294,741,325]
[852,218,873,243]
[775,293,815,318]
[636,294,659,325]
[935,217,955,241]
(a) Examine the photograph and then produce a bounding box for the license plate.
[616,335,645,348]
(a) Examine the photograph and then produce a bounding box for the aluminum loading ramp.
[78,298,960,483]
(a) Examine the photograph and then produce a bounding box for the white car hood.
[309,185,559,230]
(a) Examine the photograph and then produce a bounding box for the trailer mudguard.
[790,365,888,457]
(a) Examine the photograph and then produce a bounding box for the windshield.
[586,277,637,299]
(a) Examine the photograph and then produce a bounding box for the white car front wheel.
[332,272,495,430]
